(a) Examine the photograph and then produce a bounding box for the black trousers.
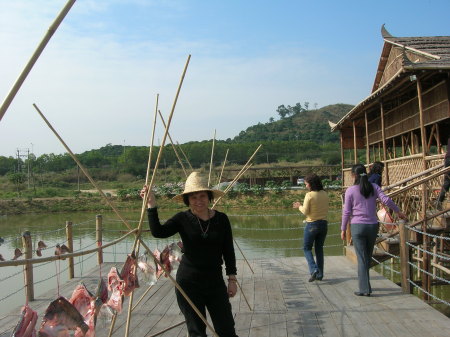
[438,157,450,202]
[175,266,238,337]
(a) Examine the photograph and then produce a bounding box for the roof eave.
[331,68,405,132]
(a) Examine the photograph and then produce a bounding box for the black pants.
[175,266,238,337]
[438,157,450,202]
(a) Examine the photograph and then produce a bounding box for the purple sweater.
[341,183,400,231]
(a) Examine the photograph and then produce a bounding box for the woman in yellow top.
[293,174,329,282]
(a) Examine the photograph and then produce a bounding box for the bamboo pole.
[66,221,74,279]
[352,121,357,163]
[131,274,163,311]
[212,162,253,209]
[364,112,370,165]
[34,66,218,337]
[380,101,389,185]
[212,144,261,208]
[0,0,76,122]
[417,78,430,301]
[382,163,444,193]
[132,94,159,253]
[398,220,411,294]
[96,215,103,265]
[177,141,193,171]
[217,148,229,187]
[208,129,216,187]
[210,147,260,276]
[147,321,186,337]
[158,110,187,177]
[236,280,252,311]
[22,231,34,301]
[125,241,140,337]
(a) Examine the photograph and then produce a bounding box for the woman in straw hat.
[141,171,239,337]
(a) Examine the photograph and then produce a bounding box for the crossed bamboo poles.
[33,53,262,337]
[1,2,253,335]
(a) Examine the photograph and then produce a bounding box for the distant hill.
[232,103,353,143]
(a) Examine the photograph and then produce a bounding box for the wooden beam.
[416,78,430,301]
[380,101,389,185]
[365,112,370,164]
[340,132,345,171]
[353,121,357,163]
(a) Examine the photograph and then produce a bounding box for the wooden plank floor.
[1,257,449,336]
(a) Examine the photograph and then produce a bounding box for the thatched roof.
[332,26,450,132]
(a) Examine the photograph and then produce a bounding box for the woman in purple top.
[340,164,406,296]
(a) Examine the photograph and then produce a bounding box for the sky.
[0,0,449,157]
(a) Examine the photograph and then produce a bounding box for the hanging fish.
[120,252,139,296]
[137,252,157,286]
[11,304,38,337]
[106,267,124,314]
[55,244,71,256]
[69,283,95,337]
[36,240,47,256]
[12,248,22,260]
[38,296,88,336]
[91,278,108,327]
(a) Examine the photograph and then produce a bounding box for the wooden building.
[332,26,450,219]
[331,27,450,304]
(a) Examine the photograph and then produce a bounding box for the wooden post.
[380,101,389,185]
[66,221,74,279]
[417,78,430,300]
[352,121,357,163]
[96,215,103,265]
[401,136,405,157]
[340,132,345,172]
[22,231,34,301]
[398,221,411,294]
[364,112,370,164]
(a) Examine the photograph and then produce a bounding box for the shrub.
[250,184,265,196]
[235,183,250,195]
[265,180,282,194]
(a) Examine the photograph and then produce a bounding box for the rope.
[233,221,341,231]
[406,225,450,241]
[0,269,23,282]
[0,285,25,303]
[408,261,450,285]
[408,279,450,307]
[371,256,401,274]
[373,246,400,259]
[406,242,450,261]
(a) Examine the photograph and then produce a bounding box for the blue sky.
[1,0,449,156]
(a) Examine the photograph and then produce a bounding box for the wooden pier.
[1,256,449,337]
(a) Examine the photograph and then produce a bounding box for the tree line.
[0,140,340,178]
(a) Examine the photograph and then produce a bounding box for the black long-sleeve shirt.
[147,208,237,276]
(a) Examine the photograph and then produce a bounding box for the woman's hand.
[227,279,238,298]
[340,230,346,241]
[292,201,301,209]
[140,185,157,208]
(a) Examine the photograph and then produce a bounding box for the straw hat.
[173,171,224,202]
